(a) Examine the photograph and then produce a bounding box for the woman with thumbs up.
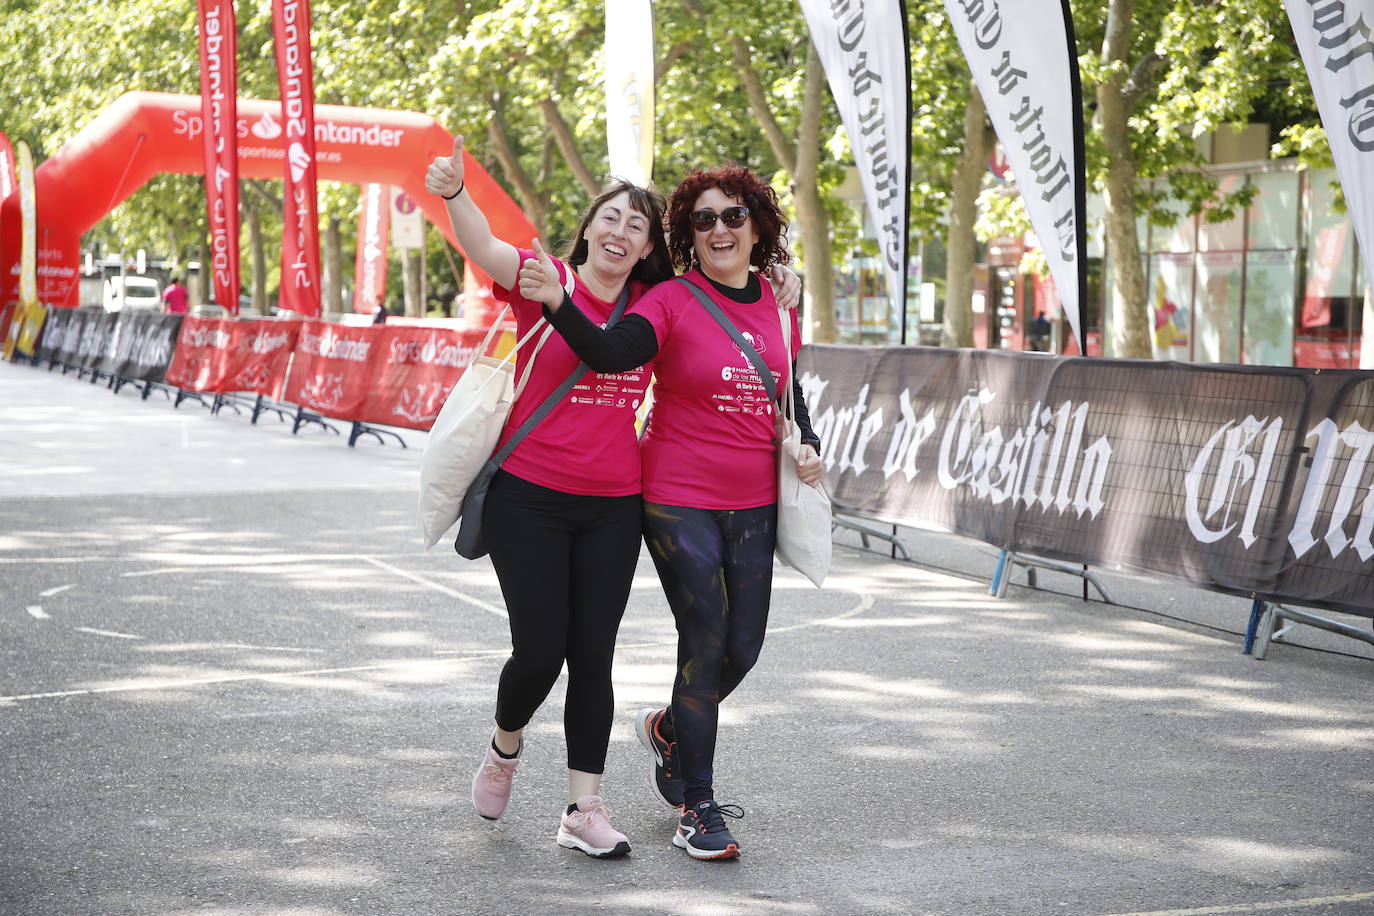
[426,135,673,858]
[517,165,823,862]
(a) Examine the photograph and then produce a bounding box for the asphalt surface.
[2,357,1372,916]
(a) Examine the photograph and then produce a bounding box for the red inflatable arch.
[0,91,535,319]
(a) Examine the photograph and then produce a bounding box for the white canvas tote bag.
[417,307,553,548]
[773,304,832,586]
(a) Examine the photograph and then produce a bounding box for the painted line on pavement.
[38,584,74,597]
[0,651,508,704]
[1101,890,1374,916]
[767,591,876,635]
[361,557,508,619]
[25,605,49,620]
[72,627,144,640]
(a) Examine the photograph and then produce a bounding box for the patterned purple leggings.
[643,501,776,808]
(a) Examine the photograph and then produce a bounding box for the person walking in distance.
[162,275,189,315]
[517,164,824,860]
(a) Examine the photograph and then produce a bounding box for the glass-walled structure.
[831,160,1368,367]
[1099,163,1365,367]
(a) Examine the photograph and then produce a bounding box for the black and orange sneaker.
[634,707,684,809]
[673,799,743,860]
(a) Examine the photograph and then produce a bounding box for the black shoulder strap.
[673,277,777,403]
[489,283,631,466]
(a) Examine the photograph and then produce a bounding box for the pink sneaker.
[471,743,520,820]
[555,795,631,858]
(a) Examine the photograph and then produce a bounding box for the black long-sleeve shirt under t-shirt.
[543,272,822,452]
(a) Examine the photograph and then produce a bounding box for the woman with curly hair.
[518,164,824,860]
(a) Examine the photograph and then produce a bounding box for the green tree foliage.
[0,0,1324,346]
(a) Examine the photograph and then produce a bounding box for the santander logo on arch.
[171,108,409,149]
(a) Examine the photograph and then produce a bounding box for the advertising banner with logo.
[353,183,390,312]
[12,302,47,357]
[801,346,1374,617]
[92,311,186,382]
[390,187,423,250]
[71,308,119,369]
[282,320,375,417]
[604,0,655,187]
[34,305,70,363]
[942,0,1087,349]
[272,0,322,317]
[52,307,90,366]
[196,0,242,313]
[800,0,910,332]
[356,324,488,430]
[165,316,300,396]
[1286,0,1374,296]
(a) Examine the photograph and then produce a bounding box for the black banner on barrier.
[799,346,1374,618]
[53,308,91,366]
[35,307,73,363]
[95,311,184,382]
[72,309,117,370]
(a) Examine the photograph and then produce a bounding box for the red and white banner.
[272,0,322,317]
[353,183,389,313]
[1286,0,1374,298]
[943,0,1088,348]
[800,0,910,334]
[604,0,655,186]
[282,321,375,417]
[164,317,300,396]
[196,0,242,313]
[356,324,486,429]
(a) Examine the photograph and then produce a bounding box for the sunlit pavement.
[2,357,1371,916]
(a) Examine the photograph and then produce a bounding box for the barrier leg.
[1242,598,1264,655]
[348,421,407,448]
[990,550,1010,597]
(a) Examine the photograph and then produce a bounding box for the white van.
[102,275,162,312]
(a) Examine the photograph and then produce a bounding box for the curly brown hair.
[666,165,791,273]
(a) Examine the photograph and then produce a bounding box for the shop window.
[1296,169,1357,368]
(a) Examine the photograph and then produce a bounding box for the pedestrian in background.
[163,275,189,315]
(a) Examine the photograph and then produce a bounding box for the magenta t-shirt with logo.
[631,270,801,510]
[492,250,651,497]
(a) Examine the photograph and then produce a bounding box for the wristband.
[442,181,465,200]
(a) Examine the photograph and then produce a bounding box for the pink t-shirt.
[492,250,650,496]
[631,270,801,510]
[163,283,189,314]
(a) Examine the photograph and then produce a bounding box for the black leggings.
[642,501,776,806]
[483,470,642,774]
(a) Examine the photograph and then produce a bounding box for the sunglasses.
[690,206,750,232]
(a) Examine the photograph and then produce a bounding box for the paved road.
[2,358,1371,916]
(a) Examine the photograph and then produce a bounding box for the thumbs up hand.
[426,133,467,199]
[518,238,566,309]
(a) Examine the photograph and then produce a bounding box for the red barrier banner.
[353,182,389,313]
[165,317,299,395]
[196,0,241,313]
[272,0,321,317]
[282,320,376,416]
[357,324,488,430]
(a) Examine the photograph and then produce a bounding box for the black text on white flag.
[944,0,1085,346]
[800,0,911,317]
[1285,0,1374,293]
